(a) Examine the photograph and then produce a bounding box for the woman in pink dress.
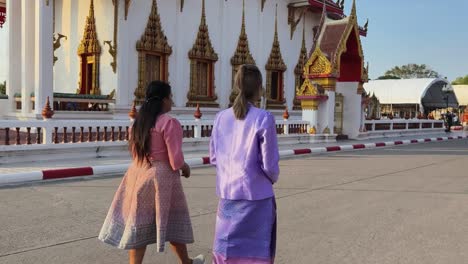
[99,81,205,264]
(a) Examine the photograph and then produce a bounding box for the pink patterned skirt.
[98,160,194,252]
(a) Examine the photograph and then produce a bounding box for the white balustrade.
[0,118,311,150]
[364,119,444,133]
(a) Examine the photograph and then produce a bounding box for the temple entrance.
[334,93,344,135]
[79,56,95,95]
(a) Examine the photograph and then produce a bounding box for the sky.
[350,0,468,81]
[0,0,467,83]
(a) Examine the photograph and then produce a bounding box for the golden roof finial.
[301,14,306,52]
[310,0,327,56]
[89,0,94,17]
[230,0,255,65]
[188,0,218,61]
[350,0,357,19]
[202,0,206,19]
[241,0,246,35]
[78,0,100,55]
[265,3,286,72]
[274,3,278,41]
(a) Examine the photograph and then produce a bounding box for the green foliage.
[383,64,441,79]
[377,75,401,80]
[0,81,5,95]
[451,75,468,85]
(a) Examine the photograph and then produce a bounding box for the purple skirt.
[212,197,276,264]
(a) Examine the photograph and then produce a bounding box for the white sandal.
[192,254,206,264]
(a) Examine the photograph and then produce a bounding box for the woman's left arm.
[163,118,185,171]
[259,113,280,183]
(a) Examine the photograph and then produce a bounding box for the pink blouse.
[148,114,185,171]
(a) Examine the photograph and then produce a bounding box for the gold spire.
[310,0,327,56]
[265,4,286,71]
[295,16,308,75]
[230,0,255,65]
[136,0,172,54]
[261,0,266,12]
[124,0,131,19]
[78,0,101,55]
[350,0,357,19]
[188,0,218,61]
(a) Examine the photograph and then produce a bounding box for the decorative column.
[7,0,22,112]
[21,0,35,114]
[34,0,54,117]
[300,99,320,134]
[115,0,131,111]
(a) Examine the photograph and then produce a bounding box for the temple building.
[0,0,369,139]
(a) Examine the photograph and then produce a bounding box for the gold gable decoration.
[77,0,101,95]
[229,0,256,105]
[135,0,173,102]
[303,46,333,76]
[332,0,364,77]
[297,78,319,97]
[187,0,219,107]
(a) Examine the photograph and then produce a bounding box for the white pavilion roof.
[363,78,459,108]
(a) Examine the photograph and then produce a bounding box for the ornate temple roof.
[308,0,344,19]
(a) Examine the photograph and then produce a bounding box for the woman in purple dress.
[209,64,280,263]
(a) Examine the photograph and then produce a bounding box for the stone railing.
[364,119,444,133]
[14,92,115,112]
[275,120,309,135]
[0,119,310,149]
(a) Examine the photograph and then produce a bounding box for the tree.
[382,64,441,79]
[451,75,468,85]
[377,75,401,80]
[0,81,5,95]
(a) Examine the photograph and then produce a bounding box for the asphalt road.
[1,139,467,264]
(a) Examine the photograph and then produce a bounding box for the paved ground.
[0,139,467,264]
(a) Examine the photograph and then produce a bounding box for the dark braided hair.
[130,81,171,164]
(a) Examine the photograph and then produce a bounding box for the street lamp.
[442,84,454,132]
[442,84,454,110]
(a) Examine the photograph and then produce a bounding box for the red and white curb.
[1,135,467,186]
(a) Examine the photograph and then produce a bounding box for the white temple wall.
[52,0,320,109]
[336,82,361,138]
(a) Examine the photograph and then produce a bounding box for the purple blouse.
[209,104,280,200]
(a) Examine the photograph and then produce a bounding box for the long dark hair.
[131,81,171,164]
[233,64,263,120]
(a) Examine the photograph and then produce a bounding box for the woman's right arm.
[209,115,218,166]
